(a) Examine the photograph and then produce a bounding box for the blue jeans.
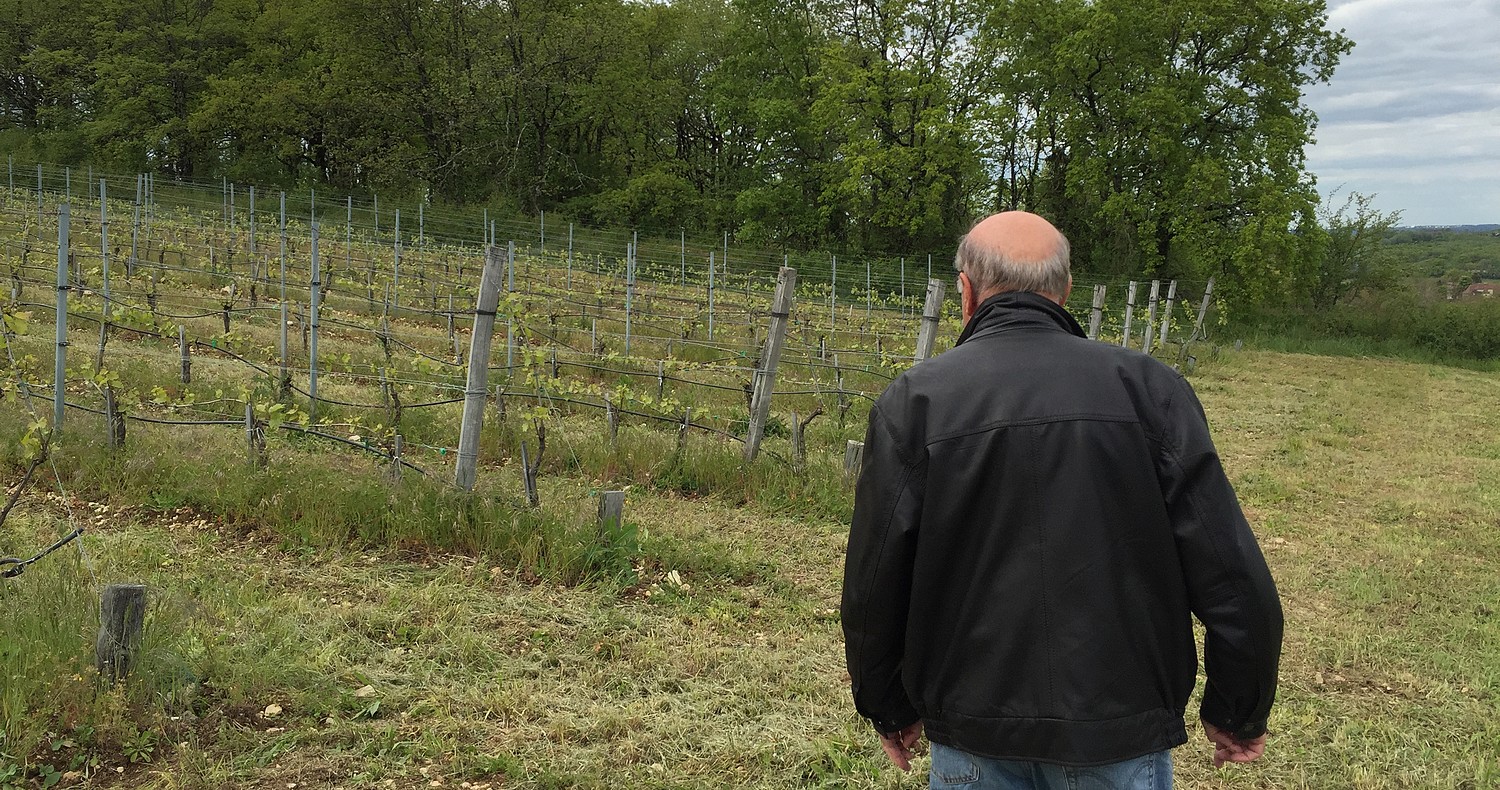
[929,742,1172,790]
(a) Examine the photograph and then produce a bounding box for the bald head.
[954,211,1071,302]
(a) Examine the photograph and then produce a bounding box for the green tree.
[986,0,1351,306]
[1307,190,1403,309]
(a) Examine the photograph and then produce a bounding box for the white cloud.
[1303,0,1500,224]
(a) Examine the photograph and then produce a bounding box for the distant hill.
[1400,224,1500,234]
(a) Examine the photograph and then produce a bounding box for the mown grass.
[2,347,1498,788]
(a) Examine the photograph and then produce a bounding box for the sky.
[1301,0,1500,226]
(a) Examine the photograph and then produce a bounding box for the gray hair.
[953,229,1071,298]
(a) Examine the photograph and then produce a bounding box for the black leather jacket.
[842,292,1282,766]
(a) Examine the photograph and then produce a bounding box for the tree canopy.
[0,0,1351,305]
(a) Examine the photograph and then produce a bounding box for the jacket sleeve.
[841,400,925,733]
[1156,375,1284,740]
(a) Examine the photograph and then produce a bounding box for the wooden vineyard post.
[1088,284,1107,340]
[844,440,865,481]
[864,259,872,324]
[597,490,626,543]
[345,198,353,303]
[624,243,635,355]
[53,204,69,431]
[99,180,110,323]
[308,223,322,420]
[278,192,289,397]
[178,325,191,383]
[1142,279,1161,354]
[505,241,515,373]
[708,251,716,340]
[1158,280,1178,349]
[1190,277,1215,343]
[129,175,140,278]
[914,279,946,362]
[744,266,796,461]
[95,584,146,683]
[249,186,256,256]
[104,386,125,450]
[834,354,850,427]
[455,246,506,492]
[392,210,402,312]
[1121,281,1138,348]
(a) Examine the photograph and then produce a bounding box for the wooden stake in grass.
[96,584,146,684]
[53,204,69,431]
[844,440,865,481]
[597,490,625,542]
[1121,281,1138,349]
[178,325,191,384]
[1190,277,1215,344]
[915,279,945,362]
[455,246,506,492]
[308,222,322,420]
[1088,284,1107,341]
[1159,280,1178,349]
[1142,279,1161,354]
[745,266,797,462]
[104,385,125,450]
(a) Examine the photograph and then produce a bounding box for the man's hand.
[878,721,925,771]
[1202,720,1267,768]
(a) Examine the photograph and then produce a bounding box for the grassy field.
[2,188,1498,788]
[3,347,1498,789]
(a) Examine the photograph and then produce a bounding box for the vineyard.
[0,163,1358,790]
[0,162,1214,509]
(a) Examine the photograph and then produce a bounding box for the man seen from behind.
[841,211,1284,789]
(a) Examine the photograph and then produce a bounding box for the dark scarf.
[954,291,1088,347]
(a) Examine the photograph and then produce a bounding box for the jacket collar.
[955,291,1088,347]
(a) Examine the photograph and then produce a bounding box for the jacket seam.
[926,413,1137,446]
[1026,427,1059,707]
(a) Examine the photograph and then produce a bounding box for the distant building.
[1461,283,1498,298]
